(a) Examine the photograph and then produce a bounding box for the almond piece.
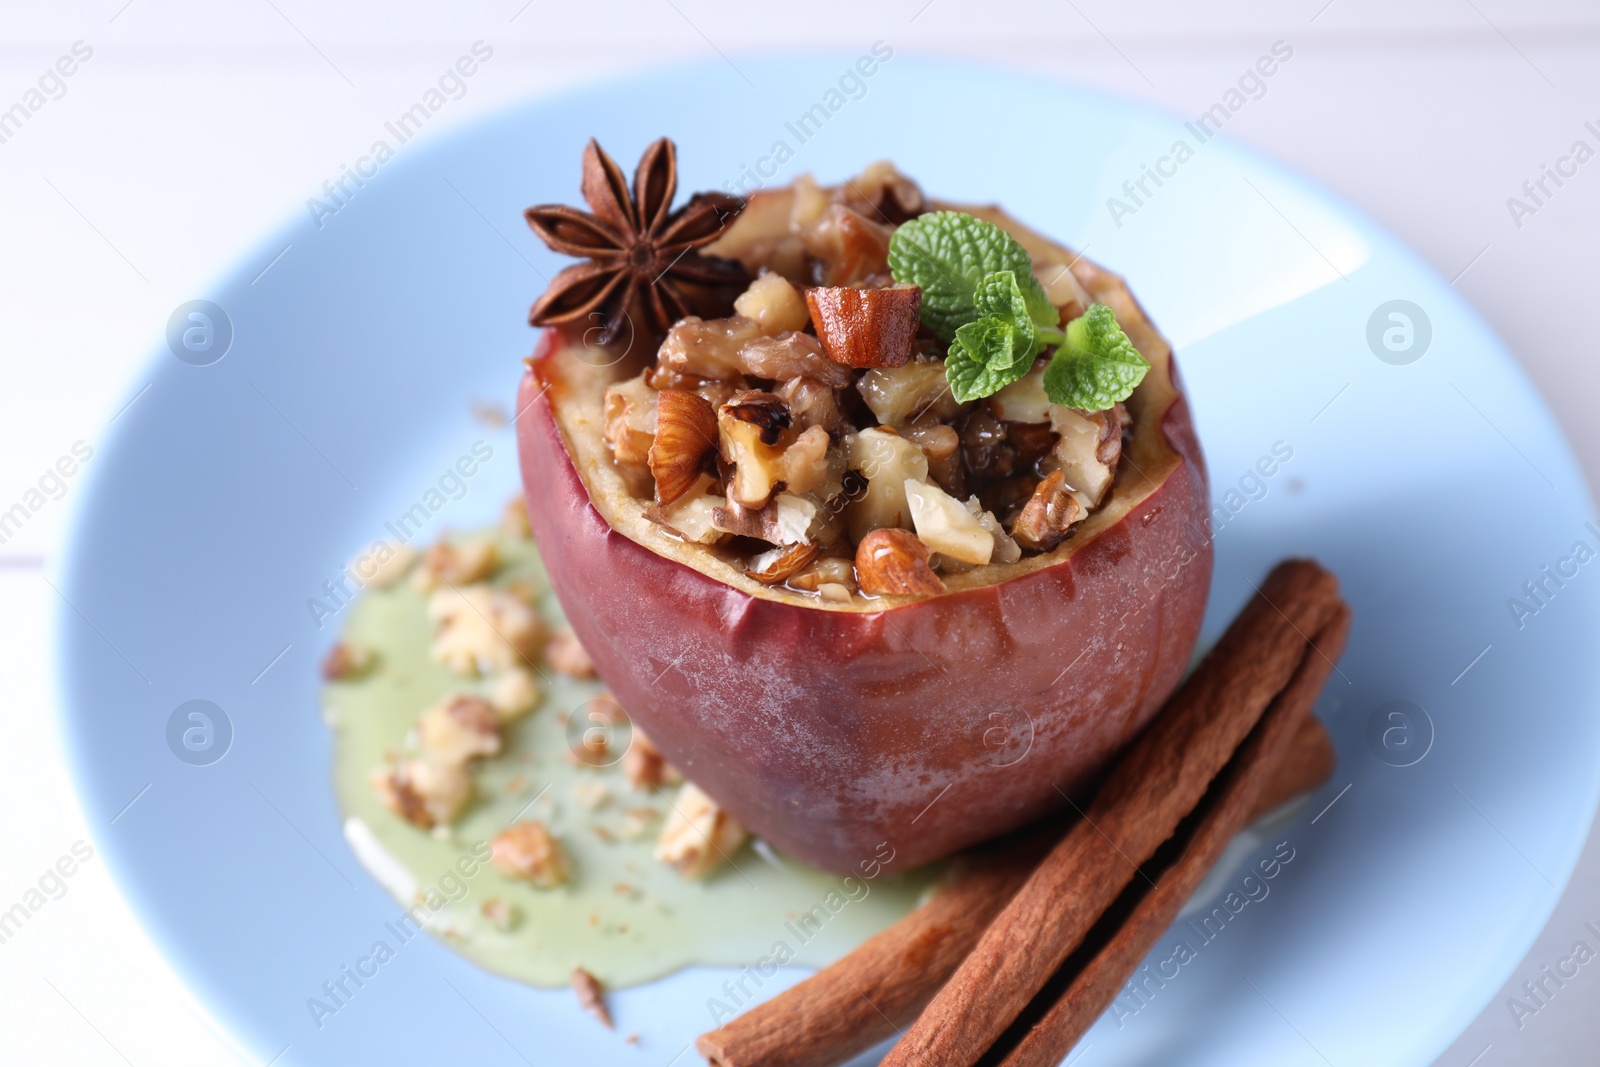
[745,542,820,584]
[648,389,718,506]
[1010,469,1084,552]
[805,285,921,369]
[854,528,946,596]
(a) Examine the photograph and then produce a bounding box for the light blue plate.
[57,54,1600,1066]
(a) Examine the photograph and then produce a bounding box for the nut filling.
[586,167,1134,601]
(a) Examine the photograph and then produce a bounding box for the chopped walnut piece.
[417,695,502,765]
[624,727,682,790]
[1010,470,1084,552]
[570,967,613,1029]
[427,585,544,676]
[488,666,541,720]
[501,497,532,540]
[602,372,658,470]
[733,271,811,334]
[1050,407,1120,508]
[778,424,833,496]
[412,537,499,592]
[855,527,946,596]
[740,332,855,389]
[718,392,791,509]
[371,759,472,829]
[840,160,926,223]
[490,821,570,888]
[656,315,766,380]
[904,479,995,565]
[655,783,747,878]
[774,375,843,434]
[320,641,374,680]
[902,421,965,496]
[545,626,597,679]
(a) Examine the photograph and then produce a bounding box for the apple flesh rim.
[516,204,1212,875]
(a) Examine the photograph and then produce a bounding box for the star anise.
[525,137,750,347]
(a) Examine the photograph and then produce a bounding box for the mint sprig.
[887,210,1149,411]
[945,271,1040,402]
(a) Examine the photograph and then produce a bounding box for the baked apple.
[515,143,1211,873]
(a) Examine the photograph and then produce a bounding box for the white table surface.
[2,2,1597,1064]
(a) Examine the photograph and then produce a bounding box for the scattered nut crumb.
[624,727,682,790]
[571,780,611,811]
[617,809,657,841]
[625,1032,639,1046]
[320,641,375,680]
[655,782,748,879]
[570,731,611,767]
[501,497,532,539]
[471,399,509,428]
[544,626,597,679]
[371,760,472,829]
[416,695,502,765]
[488,666,541,720]
[480,897,519,931]
[490,821,570,888]
[352,540,415,588]
[413,537,499,592]
[592,825,616,844]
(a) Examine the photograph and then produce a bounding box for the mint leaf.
[941,271,1045,403]
[888,212,1055,341]
[946,314,1036,403]
[1042,303,1150,412]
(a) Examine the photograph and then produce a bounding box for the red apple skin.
[517,340,1211,875]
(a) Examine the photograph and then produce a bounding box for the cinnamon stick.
[992,603,1351,1067]
[697,561,1341,1067]
[879,559,1342,1067]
